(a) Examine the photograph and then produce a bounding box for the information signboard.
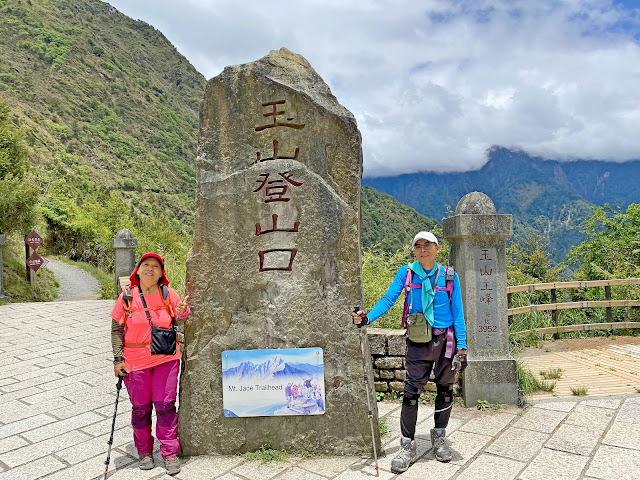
[26,251,45,272]
[24,230,43,250]
[221,347,325,418]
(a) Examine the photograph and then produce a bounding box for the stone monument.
[443,192,518,406]
[179,48,380,455]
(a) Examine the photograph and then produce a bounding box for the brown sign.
[25,230,43,249]
[26,251,45,272]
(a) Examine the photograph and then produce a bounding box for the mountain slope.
[361,185,439,252]
[0,0,205,264]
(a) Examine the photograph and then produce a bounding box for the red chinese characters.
[253,171,304,203]
[253,99,305,272]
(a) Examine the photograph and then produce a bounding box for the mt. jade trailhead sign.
[179,48,380,456]
[222,347,325,418]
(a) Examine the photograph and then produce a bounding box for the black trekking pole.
[353,306,379,477]
[104,374,124,479]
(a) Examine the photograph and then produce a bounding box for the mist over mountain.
[364,147,640,260]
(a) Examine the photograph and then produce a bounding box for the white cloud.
[108,0,640,177]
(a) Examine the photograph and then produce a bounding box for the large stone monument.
[443,192,518,406]
[179,48,380,455]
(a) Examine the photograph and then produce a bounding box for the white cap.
[412,231,439,247]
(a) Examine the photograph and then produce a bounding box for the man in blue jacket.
[352,231,467,473]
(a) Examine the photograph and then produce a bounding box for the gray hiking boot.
[390,436,417,473]
[138,453,154,470]
[165,455,181,475]
[431,427,452,462]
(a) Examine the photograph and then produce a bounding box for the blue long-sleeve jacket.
[367,263,467,350]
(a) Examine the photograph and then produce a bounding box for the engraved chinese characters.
[476,248,498,348]
[181,48,378,455]
[253,100,304,272]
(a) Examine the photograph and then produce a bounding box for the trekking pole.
[353,306,379,477]
[103,374,124,479]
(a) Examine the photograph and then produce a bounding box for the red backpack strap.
[121,286,134,315]
[160,284,176,319]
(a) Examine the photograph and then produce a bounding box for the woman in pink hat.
[110,253,190,475]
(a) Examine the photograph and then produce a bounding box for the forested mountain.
[0,0,205,264]
[361,186,438,252]
[364,147,640,260]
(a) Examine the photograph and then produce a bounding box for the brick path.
[1,300,639,480]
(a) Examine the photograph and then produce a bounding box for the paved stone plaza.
[0,300,639,479]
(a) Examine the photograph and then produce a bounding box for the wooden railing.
[507,278,640,336]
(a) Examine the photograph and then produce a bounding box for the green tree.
[507,232,561,284]
[566,203,640,280]
[0,98,37,234]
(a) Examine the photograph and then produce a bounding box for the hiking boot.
[390,436,417,473]
[165,455,181,475]
[138,453,154,470]
[431,427,452,462]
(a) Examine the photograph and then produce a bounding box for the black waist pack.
[150,324,177,355]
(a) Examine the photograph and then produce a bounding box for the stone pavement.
[1,300,639,480]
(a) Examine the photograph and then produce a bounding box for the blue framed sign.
[221,347,325,417]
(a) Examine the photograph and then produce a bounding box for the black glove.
[352,306,370,327]
[452,353,467,372]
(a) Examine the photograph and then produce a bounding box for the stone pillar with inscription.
[112,229,137,294]
[443,192,518,406]
[179,48,380,456]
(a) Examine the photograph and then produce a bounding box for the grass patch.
[570,386,588,396]
[540,368,563,380]
[378,418,388,436]
[517,359,561,404]
[537,380,557,392]
[245,445,293,463]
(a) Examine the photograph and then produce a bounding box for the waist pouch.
[151,324,177,355]
[406,312,432,343]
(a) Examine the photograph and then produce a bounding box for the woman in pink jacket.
[111,253,190,475]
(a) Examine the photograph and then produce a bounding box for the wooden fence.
[507,278,640,336]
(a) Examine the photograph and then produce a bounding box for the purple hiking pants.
[123,359,180,458]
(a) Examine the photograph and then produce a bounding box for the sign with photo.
[221,347,325,418]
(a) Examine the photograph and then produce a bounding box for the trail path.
[46,258,101,301]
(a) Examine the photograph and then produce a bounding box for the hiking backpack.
[401,265,454,329]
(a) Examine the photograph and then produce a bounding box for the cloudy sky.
[108,0,640,178]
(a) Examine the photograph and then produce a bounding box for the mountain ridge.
[364,146,640,260]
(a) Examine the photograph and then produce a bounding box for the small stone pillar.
[443,192,518,406]
[113,229,137,294]
[0,234,7,302]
